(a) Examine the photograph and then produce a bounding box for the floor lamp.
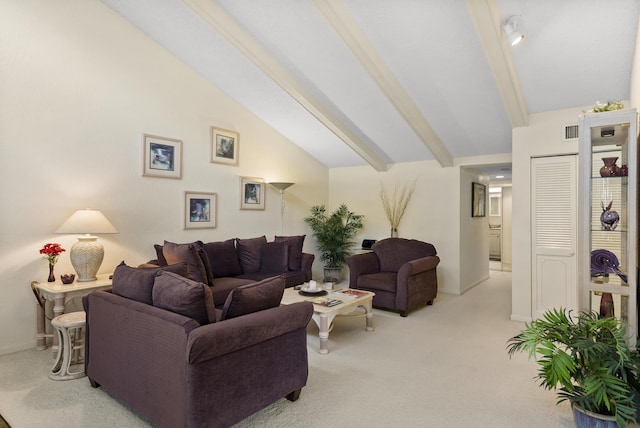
[269,182,294,235]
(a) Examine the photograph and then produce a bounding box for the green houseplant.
[507,308,640,427]
[304,204,364,281]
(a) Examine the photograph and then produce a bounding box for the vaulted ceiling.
[101,0,639,179]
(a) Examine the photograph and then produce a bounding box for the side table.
[32,273,112,350]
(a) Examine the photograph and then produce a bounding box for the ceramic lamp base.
[70,236,104,282]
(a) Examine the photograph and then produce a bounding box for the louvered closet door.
[531,155,578,318]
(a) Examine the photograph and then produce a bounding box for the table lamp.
[56,209,118,282]
[269,182,294,235]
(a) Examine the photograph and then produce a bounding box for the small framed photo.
[185,191,217,229]
[472,182,486,218]
[143,134,182,179]
[240,177,265,210]
[210,127,239,166]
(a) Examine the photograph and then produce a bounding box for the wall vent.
[563,123,579,141]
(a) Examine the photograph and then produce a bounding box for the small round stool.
[49,311,86,381]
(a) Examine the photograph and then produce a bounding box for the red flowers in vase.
[39,243,65,282]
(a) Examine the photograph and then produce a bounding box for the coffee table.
[281,287,375,354]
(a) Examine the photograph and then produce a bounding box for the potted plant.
[304,204,364,281]
[507,308,640,427]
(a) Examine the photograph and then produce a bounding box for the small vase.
[599,292,615,318]
[391,227,398,238]
[47,263,55,283]
[600,157,621,177]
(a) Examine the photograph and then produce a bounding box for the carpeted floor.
[0,271,577,427]
[0,414,10,428]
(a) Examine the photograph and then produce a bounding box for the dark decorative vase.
[620,164,628,176]
[47,263,55,283]
[599,157,621,177]
[600,201,619,231]
[599,292,614,318]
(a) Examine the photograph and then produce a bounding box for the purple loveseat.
[346,238,440,317]
[83,268,313,428]
[153,235,314,307]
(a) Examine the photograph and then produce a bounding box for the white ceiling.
[101,0,639,179]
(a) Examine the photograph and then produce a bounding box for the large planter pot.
[572,405,617,428]
[323,266,342,283]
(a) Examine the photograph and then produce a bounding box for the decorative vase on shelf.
[620,164,629,176]
[391,227,398,238]
[599,157,621,177]
[600,201,620,231]
[47,263,55,283]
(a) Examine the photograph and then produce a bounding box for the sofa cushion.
[203,239,242,278]
[259,241,289,274]
[274,235,305,271]
[111,261,188,305]
[235,236,267,274]
[210,277,255,307]
[154,244,168,266]
[357,272,398,293]
[152,271,216,325]
[220,275,285,320]
[163,240,212,285]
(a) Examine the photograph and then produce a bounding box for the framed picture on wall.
[472,182,486,217]
[240,177,265,210]
[210,127,239,166]
[143,134,182,179]
[184,191,216,229]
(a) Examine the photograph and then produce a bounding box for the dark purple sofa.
[153,235,314,307]
[83,269,313,428]
[346,238,440,317]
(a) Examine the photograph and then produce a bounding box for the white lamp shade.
[56,209,117,282]
[269,182,294,191]
[55,209,118,235]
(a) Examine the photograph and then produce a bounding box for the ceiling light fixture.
[504,15,524,46]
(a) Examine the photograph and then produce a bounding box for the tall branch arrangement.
[380,180,416,229]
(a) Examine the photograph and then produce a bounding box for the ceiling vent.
[563,123,579,141]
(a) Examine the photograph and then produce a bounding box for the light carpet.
[0,271,575,427]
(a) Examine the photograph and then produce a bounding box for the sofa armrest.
[300,253,314,281]
[346,252,380,288]
[187,302,313,364]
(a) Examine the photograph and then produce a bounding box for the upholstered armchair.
[346,238,440,317]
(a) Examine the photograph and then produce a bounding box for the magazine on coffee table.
[331,288,368,298]
[307,296,343,307]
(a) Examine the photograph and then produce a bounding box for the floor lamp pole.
[269,182,294,235]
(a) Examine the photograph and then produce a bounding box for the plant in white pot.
[304,204,364,282]
[507,308,640,427]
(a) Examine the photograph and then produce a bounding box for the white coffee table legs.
[311,300,374,354]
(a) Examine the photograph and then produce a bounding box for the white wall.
[0,0,328,355]
[511,106,589,321]
[501,186,513,271]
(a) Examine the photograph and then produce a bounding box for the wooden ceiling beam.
[182,0,388,171]
[313,0,454,167]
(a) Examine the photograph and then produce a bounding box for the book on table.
[331,288,368,298]
[307,296,343,307]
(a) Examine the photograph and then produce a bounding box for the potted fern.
[304,204,364,281]
[507,308,640,427]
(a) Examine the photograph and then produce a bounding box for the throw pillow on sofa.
[274,235,305,271]
[111,261,188,305]
[236,236,267,274]
[162,240,213,286]
[152,271,216,325]
[259,241,289,273]
[220,275,285,320]
[203,239,242,277]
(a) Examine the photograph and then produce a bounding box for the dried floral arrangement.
[380,180,416,233]
[583,100,624,114]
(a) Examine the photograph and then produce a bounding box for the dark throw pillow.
[220,275,285,321]
[274,235,305,271]
[235,236,267,274]
[203,239,242,278]
[152,271,216,325]
[259,241,289,273]
[162,240,212,286]
[111,261,188,305]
